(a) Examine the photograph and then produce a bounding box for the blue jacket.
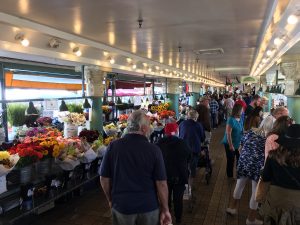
[179,119,205,153]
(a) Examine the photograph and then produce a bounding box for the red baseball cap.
[164,123,179,136]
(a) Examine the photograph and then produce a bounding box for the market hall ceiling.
[0,0,292,85]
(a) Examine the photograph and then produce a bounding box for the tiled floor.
[31,126,253,225]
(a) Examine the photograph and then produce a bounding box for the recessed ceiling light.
[143,63,148,67]
[262,58,268,63]
[103,51,109,56]
[274,37,282,46]
[148,67,152,72]
[15,33,30,47]
[287,14,298,25]
[126,58,132,63]
[108,57,115,64]
[73,47,82,56]
[155,66,160,70]
[132,64,137,69]
[266,50,273,56]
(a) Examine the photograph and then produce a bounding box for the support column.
[189,83,201,108]
[85,66,106,133]
[280,61,300,122]
[167,79,180,118]
[287,96,300,123]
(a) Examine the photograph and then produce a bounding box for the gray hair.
[187,109,199,120]
[127,110,149,133]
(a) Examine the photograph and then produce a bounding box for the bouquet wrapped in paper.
[91,136,107,157]
[0,151,20,194]
[103,123,118,137]
[78,140,97,163]
[54,137,81,171]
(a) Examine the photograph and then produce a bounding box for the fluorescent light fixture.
[103,51,109,56]
[126,58,132,63]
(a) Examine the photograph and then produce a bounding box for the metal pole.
[152,79,155,100]
[0,63,8,142]
[144,75,146,96]
[81,65,85,97]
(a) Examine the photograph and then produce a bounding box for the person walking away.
[235,95,247,112]
[245,94,261,119]
[222,104,243,178]
[209,95,219,129]
[157,123,190,224]
[226,127,266,225]
[179,109,205,191]
[99,110,172,225]
[264,115,293,160]
[195,96,211,142]
[259,124,300,225]
[244,106,263,131]
[260,106,289,136]
[224,95,235,122]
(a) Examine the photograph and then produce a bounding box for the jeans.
[211,112,218,128]
[167,179,185,223]
[224,144,240,177]
[112,208,159,225]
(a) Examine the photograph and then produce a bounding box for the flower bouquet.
[79,129,99,143]
[119,114,129,122]
[0,151,19,193]
[91,136,107,157]
[103,123,118,137]
[36,117,53,126]
[54,137,81,171]
[159,110,175,119]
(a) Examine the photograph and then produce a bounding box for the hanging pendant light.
[83,98,91,108]
[59,100,69,111]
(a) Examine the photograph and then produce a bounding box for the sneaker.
[226,208,237,215]
[246,219,263,225]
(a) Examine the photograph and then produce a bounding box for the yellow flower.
[53,145,60,153]
[0,151,10,161]
[52,151,59,158]
[43,150,49,156]
[59,143,65,149]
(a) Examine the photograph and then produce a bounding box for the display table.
[0,160,101,225]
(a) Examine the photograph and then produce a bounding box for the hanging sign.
[240,76,258,84]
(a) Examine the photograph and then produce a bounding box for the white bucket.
[64,123,78,138]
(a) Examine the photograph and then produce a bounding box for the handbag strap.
[282,166,300,188]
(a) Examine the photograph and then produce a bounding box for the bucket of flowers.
[0,151,19,194]
[9,142,44,184]
[59,112,86,138]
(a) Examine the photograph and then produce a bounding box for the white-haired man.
[100,110,171,225]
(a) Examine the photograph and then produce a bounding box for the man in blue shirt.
[100,110,171,225]
[179,109,205,190]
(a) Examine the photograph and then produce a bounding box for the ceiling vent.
[194,48,224,55]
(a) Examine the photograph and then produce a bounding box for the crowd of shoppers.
[98,91,298,225]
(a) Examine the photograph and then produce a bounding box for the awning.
[116,80,151,89]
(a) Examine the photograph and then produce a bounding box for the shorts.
[189,153,199,178]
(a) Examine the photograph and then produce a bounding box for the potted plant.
[8,104,27,137]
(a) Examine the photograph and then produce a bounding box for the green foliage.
[7,104,27,126]
[66,103,83,113]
